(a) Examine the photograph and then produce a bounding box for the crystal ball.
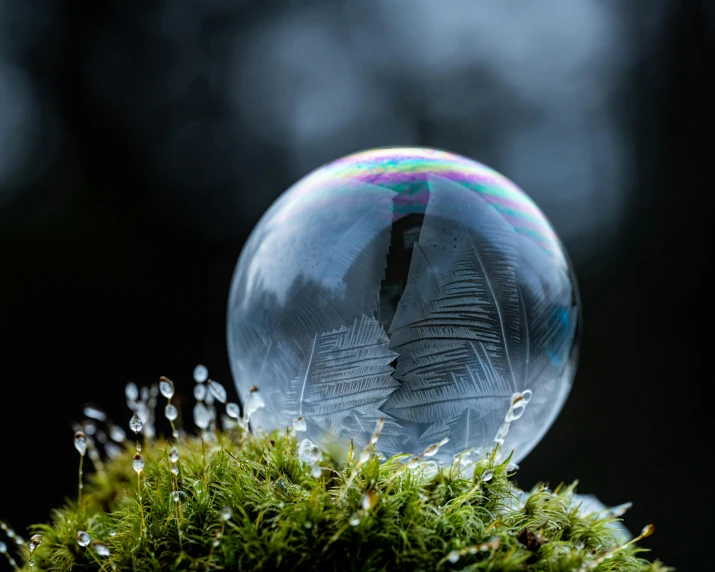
[227,147,580,463]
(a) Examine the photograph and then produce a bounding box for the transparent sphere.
[227,147,580,464]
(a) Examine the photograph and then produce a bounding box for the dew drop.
[83,406,106,422]
[29,534,42,549]
[221,507,232,521]
[298,439,320,465]
[7,558,16,568]
[125,382,139,402]
[74,431,87,456]
[129,414,143,435]
[361,491,376,511]
[132,453,144,473]
[171,491,180,502]
[212,539,220,548]
[193,480,204,493]
[109,530,116,537]
[0,541,6,553]
[510,390,533,421]
[109,425,126,442]
[169,447,179,463]
[246,386,265,415]
[193,402,211,430]
[482,469,494,482]
[171,464,180,475]
[292,417,307,432]
[84,423,97,436]
[94,543,110,557]
[275,478,288,494]
[207,380,227,404]
[76,530,91,547]
[226,402,240,419]
[311,465,322,479]
[159,378,175,399]
[28,558,34,566]
[424,437,449,457]
[349,513,360,527]
[447,550,460,563]
[193,364,208,383]
[164,404,178,421]
[193,384,207,402]
[609,502,633,518]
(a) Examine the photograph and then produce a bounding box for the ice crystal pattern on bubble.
[286,315,405,451]
[228,148,579,463]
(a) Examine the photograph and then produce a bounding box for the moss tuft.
[5,427,669,571]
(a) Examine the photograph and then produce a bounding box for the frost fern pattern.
[286,315,406,451]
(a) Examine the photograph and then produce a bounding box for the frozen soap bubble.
[227,147,580,464]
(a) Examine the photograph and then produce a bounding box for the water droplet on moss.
[193,364,208,383]
[125,382,139,402]
[74,432,87,456]
[76,531,91,547]
[208,380,227,404]
[109,425,126,442]
[83,406,106,421]
[193,384,207,402]
[193,403,211,429]
[129,414,143,434]
[159,378,175,399]
[226,403,240,419]
[164,404,178,421]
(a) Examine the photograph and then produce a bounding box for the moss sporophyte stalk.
[0,371,669,571]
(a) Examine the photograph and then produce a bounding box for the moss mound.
[2,423,669,571]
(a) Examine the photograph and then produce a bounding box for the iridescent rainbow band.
[327,147,564,263]
[285,147,565,265]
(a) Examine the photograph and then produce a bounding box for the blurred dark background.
[0,1,712,568]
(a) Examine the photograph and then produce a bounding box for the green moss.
[8,427,669,571]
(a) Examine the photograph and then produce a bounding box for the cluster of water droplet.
[0,520,26,570]
[1,364,273,568]
[298,439,324,479]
